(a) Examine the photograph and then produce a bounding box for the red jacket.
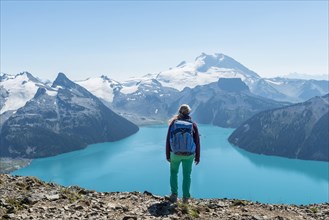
[166,119,200,162]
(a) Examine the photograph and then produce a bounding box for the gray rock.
[253,215,263,220]
[22,195,40,205]
[2,213,16,219]
[123,216,137,220]
[45,194,60,201]
[0,198,8,207]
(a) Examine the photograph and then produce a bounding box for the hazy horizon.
[1,54,328,82]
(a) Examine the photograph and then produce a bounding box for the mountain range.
[75,53,327,125]
[2,53,328,121]
[171,78,287,128]
[281,72,328,80]
[77,53,328,105]
[1,52,328,160]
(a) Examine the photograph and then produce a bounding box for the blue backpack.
[170,119,196,153]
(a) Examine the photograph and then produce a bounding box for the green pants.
[170,152,194,198]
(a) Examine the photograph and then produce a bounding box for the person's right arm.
[193,123,200,165]
[166,124,172,162]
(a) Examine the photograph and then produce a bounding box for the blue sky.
[1,1,328,81]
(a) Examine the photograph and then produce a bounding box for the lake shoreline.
[2,123,164,174]
[0,157,32,174]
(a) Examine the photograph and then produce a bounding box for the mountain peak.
[1,72,40,82]
[195,53,227,72]
[57,72,67,79]
[194,53,260,78]
[19,71,40,83]
[195,52,225,62]
[52,72,75,88]
[19,71,32,76]
[101,75,110,81]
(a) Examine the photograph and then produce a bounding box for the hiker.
[166,104,200,204]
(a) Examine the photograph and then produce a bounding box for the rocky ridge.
[228,94,329,161]
[0,73,139,158]
[0,174,328,220]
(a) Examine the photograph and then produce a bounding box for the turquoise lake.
[13,124,329,205]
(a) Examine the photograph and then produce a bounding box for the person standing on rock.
[166,104,200,204]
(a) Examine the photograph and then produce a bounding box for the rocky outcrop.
[229,94,329,161]
[1,174,328,220]
[217,78,250,93]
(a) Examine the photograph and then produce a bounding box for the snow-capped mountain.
[74,53,328,107]
[155,53,329,103]
[264,78,329,102]
[110,76,286,127]
[0,72,48,114]
[1,52,328,128]
[76,75,121,104]
[75,74,169,106]
[75,74,181,124]
[156,53,260,91]
[281,72,329,80]
[111,78,179,124]
[0,73,139,158]
[70,52,327,125]
[75,53,263,102]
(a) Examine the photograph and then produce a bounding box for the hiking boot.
[182,197,189,204]
[169,193,177,203]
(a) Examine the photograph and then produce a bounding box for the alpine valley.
[0,53,328,161]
